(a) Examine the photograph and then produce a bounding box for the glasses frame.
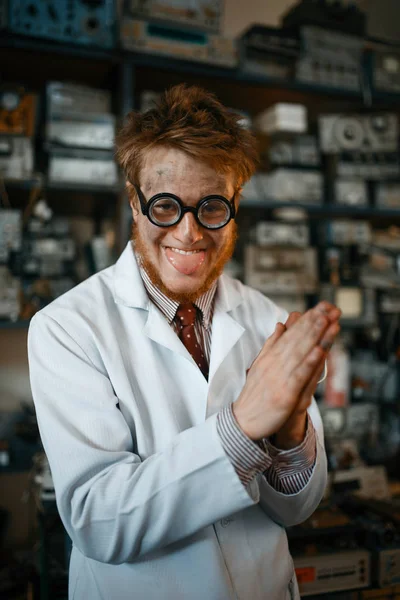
[133,184,236,230]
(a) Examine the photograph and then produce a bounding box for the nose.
[172,212,204,245]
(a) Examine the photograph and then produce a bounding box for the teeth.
[169,247,201,255]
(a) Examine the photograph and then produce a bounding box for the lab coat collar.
[113,242,245,316]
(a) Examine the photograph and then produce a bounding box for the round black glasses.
[133,184,236,230]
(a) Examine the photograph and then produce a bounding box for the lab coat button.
[220,517,233,528]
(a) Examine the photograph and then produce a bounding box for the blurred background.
[0,0,399,598]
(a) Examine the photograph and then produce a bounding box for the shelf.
[2,32,400,104]
[4,179,122,195]
[0,320,30,330]
[239,201,400,218]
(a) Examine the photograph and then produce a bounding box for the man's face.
[130,146,238,304]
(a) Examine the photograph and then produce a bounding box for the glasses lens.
[198,199,230,228]
[150,197,181,226]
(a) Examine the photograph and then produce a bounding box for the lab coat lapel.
[143,302,192,363]
[208,275,245,382]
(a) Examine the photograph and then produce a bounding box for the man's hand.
[232,301,341,442]
[272,308,341,449]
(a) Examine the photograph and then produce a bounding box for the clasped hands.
[233,301,341,447]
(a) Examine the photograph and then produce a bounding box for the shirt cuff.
[261,415,317,494]
[217,404,272,487]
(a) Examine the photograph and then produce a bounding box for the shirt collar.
[139,260,217,330]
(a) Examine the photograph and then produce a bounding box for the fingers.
[286,343,326,397]
[251,321,286,369]
[285,311,302,328]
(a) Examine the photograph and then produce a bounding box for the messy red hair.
[115,84,259,193]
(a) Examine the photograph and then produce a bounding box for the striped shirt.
[140,265,316,493]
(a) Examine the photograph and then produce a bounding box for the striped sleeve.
[261,416,317,494]
[217,406,317,494]
[216,404,272,488]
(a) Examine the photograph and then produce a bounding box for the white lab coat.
[28,242,327,600]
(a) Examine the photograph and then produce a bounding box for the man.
[28,84,340,600]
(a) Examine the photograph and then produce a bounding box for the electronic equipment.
[47,82,111,116]
[123,0,223,33]
[377,548,400,587]
[381,293,400,313]
[320,404,379,442]
[8,0,116,48]
[319,114,398,154]
[0,209,22,262]
[300,25,363,67]
[48,151,118,186]
[18,237,75,278]
[46,82,115,149]
[251,222,310,247]
[0,266,20,322]
[237,25,299,79]
[281,0,367,36]
[296,56,361,90]
[369,49,400,94]
[254,103,307,135]
[0,136,33,180]
[0,86,37,137]
[120,18,237,67]
[320,285,376,327]
[259,170,323,204]
[333,466,391,502]
[293,550,370,596]
[335,179,368,206]
[338,153,400,180]
[376,183,400,209]
[244,245,318,294]
[267,135,320,167]
[320,220,372,246]
[46,113,116,150]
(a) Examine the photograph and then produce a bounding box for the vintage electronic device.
[293,550,370,596]
[320,285,376,327]
[20,238,75,278]
[337,153,400,180]
[254,103,307,135]
[320,404,379,442]
[299,25,363,67]
[46,113,115,150]
[296,56,361,91]
[369,49,400,94]
[252,221,310,247]
[0,266,20,322]
[376,183,400,209]
[259,170,323,204]
[381,293,400,313]
[8,0,116,48]
[238,25,299,79]
[47,82,111,116]
[333,466,391,502]
[321,220,372,246]
[120,18,237,67]
[268,135,320,167]
[319,113,398,154]
[376,548,400,587]
[0,86,37,137]
[0,209,22,262]
[123,0,223,33]
[0,136,33,180]
[48,151,118,186]
[335,179,368,207]
[244,245,318,294]
[281,0,366,36]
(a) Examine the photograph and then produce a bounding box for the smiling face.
[130,146,238,304]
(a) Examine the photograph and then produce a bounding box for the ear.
[126,182,139,220]
[130,198,139,220]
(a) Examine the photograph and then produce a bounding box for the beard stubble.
[132,222,238,304]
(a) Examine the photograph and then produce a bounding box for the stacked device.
[120,0,236,67]
[46,82,118,187]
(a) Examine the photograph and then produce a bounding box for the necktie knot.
[176,303,197,327]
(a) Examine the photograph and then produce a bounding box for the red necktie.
[176,303,208,379]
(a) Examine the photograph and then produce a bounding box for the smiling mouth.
[166,247,204,255]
